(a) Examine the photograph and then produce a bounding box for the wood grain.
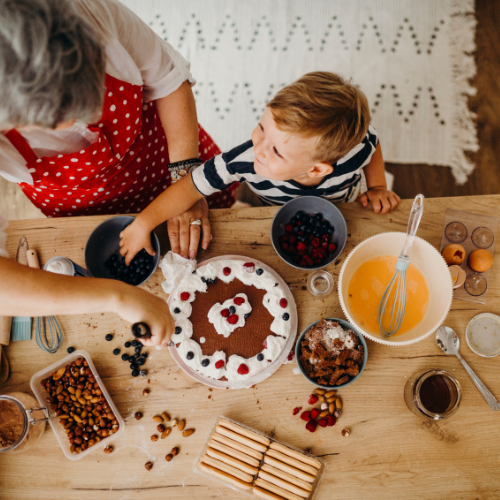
[1,196,500,500]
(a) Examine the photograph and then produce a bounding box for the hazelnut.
[143,388,150,396]
[134,412,142,420]
[103,445,113,454]
[165,454,173,462]
[151,434,159,442]
[157,424,165,433]
[341,428,350,437]
[145,461,153,471]
[171,447,179,456]
[334,409,342,418]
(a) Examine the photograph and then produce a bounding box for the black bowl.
[271,196,347,270]
[85,216,160,286]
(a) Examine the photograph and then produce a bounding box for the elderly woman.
[0,0,237,259]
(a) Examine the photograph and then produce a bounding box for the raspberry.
[328,243,336,253]
[299,259,307,268]
[296,220,303,226]
[180,292,190,301]
[227,314,239,324]
[314,258,323,265]
[287,350,294,361]
[237,364,249,375]
[243,262,255,273]
[300,411,312,422]
[281,242,289,251]
[233,297,245,306]
[311,237,320,248]
[308,394,319,405]
[262,340,267,349]
[317,248,327,258]
[284,224,294,233]
[279,298,288,308]
[297,242,307,251]
[317,418,327,428]
[279,235,289,243]
[326,415,336,427]
[305,420,317,433]
[322,233,330,241]
[310,408,320,419]
[292,407,302,415]
[215,360,225,369]
[221,308,229,318]
[308,234,315,242]
[321,241,328,250]
[223,267,231,276]
[288,235,297,244]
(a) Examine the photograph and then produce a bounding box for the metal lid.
[465,313,500,358]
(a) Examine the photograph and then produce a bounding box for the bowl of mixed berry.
[85,215,160,286]
[271,196,347,270]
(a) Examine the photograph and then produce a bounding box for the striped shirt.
[192,125,379,206]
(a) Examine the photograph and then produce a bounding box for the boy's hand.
[119,218,155,266]
[359,187,401,215]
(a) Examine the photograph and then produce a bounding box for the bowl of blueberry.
[85,215,160,286]
[271,196,347,270]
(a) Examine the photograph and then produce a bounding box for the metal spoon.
[436,326,500,411]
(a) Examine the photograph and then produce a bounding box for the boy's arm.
[119,174,204,264]
[359,144,401,214]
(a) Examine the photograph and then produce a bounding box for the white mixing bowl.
[338,232,453,346]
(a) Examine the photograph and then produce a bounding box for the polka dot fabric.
[4,74,236,217]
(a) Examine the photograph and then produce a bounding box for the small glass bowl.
[464,273,487,297]
[471,227,494,249]
[445,221,468,244]
[307,270,334,297]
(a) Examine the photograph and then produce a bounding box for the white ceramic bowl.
[338,232,453,346]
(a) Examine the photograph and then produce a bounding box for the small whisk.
[378,194,424,337]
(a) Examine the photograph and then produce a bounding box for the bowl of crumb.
[295,318,367,389]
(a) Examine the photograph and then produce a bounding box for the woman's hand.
[167,198,211,259]
[119,217,155,266]
[114,285,175,347]
[359,187,401,215]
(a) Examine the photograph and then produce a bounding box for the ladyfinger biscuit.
[211,432,264,460]
[206,447,259,475]
[266,450,318,476]
[201,455,253,483]
[261,464,313,492]
[215,425,268,453]
[269,442,322,470]
[253,486,287,500]
[199,461,252,491]
[258,470,310,498]
[218,419,271,446]
[208,439,261,467]
[263,456,316,483]
[254,478,304,500]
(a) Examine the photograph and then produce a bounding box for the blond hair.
[267,72,370,165]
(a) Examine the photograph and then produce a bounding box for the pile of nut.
[41,357,119,455]
[292,389,343,433]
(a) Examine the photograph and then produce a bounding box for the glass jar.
[0,392,48,454]
[404,369,462,420]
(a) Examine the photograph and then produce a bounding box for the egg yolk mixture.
[347,255,430,337]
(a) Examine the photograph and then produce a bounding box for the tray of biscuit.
[194,416,327,500]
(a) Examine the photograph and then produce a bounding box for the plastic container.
[193,415,327,499]
[465,313,500,358]
[30,350,125,460]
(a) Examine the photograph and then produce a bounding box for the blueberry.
[293,226,300,234]
[140,370,147,377]
[296,210,306,220]
[137,358,145,366]
[138,257,144,263]
[134,346,142,353]
[282,313,290,321]
[130,363,138,371]
[201,277,207,283]
[67,347,75,354]
[314,221,321,228]
[131,340,139,347]
[309,217,316,225]
[122,353,129,361]
[175,326,182,335]
[141,352,148,359]
[209,278,216,284]
[110,254,117,262]
[192,270,197,274]
[290,216,298,225]
[105,334,113,341]
[201,359,210,367]
[314,213,323,221]
[124,341,131,348]
[257,353,264,361]
[327,227,334,235]
[113,348,120,355]
[186,351,194,360]
[256,268,264,275]
[229,306,236,315]
[244,313,251,319]
[132,370,139,377]
[174,308,181,314]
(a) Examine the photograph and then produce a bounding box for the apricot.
[469,249,493,273]
[442,244,466,265]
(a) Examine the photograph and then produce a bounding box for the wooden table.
[1,195,500,500]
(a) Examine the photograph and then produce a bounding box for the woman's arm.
[0,257,175,346]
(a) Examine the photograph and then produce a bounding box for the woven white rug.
[120,0,477,184]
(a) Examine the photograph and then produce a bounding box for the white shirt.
[0,0,194,185]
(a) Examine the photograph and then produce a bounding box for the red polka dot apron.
[4,74,237,217]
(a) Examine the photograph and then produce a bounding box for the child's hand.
[359,187,401,215]
[119,218,155,266]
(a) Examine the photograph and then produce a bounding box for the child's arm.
[119,174,205,265]
[359,144,401,214]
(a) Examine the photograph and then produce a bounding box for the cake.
[165,258,293,383]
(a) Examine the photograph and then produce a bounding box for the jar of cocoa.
[0,392,48,454]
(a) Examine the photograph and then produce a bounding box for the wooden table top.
[1,195,500,500]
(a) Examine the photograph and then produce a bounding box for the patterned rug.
[121,0,478,184]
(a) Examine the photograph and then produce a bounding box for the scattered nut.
[171,447,179,456]
[318,410,329,418]
[317,395,325,403]
[324,390,336,398]
[326,396,336,404]
[161,411,171,422]
[321,403,328,411]
[334,409,342,418]
[151,434,159,442]
[171,419,178,427]
[153,415,164,423]
[341,428,350,437]
[145,461,153,471]
[165,454,173,462]
[143,388,150,396]
[134,412,142,420]
[314,388,326,395]
[329,403,335,414]
[178,420,185,432]
[157,424,165,433]
[336,397,343,410]
[182,429,195,437]
[103,446,113,454]
[161,428,171,439]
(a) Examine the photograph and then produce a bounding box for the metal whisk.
[377,194,424,337]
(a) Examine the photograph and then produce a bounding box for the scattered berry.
[237,364,249,375]
[186,351,194,360]
[130,363,138,371]
[317,418,327,428]
[227,314,238,325]
[306,420,317,433]
[215,360,225,369]
[308,394,319,405]
[311,408,320,419]
[257,353,264,361]
[223,267,231,276]
[221,308,230,318]
[175,326,182,335]
[256,268,264,275]
[326,415,336,427]
[300,411,312,422]
[180,292,190,301]
[113,348,120,355]
[124,341,131,348]
[292,407,302,415]
[132,370,139,377]
[233,297,245,306]
[134,346,142,353]
[131,340,139,347]
[243,262,255,273]
[105,334,113,341]
[279,298,288,308]
[341,428,350,437]
[67,347,75,354]
[121,353,129,361]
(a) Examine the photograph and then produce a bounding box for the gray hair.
[0,0,106,129]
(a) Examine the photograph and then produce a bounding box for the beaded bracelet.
[168,158,203,183]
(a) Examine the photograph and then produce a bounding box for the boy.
[119,72,400,263]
